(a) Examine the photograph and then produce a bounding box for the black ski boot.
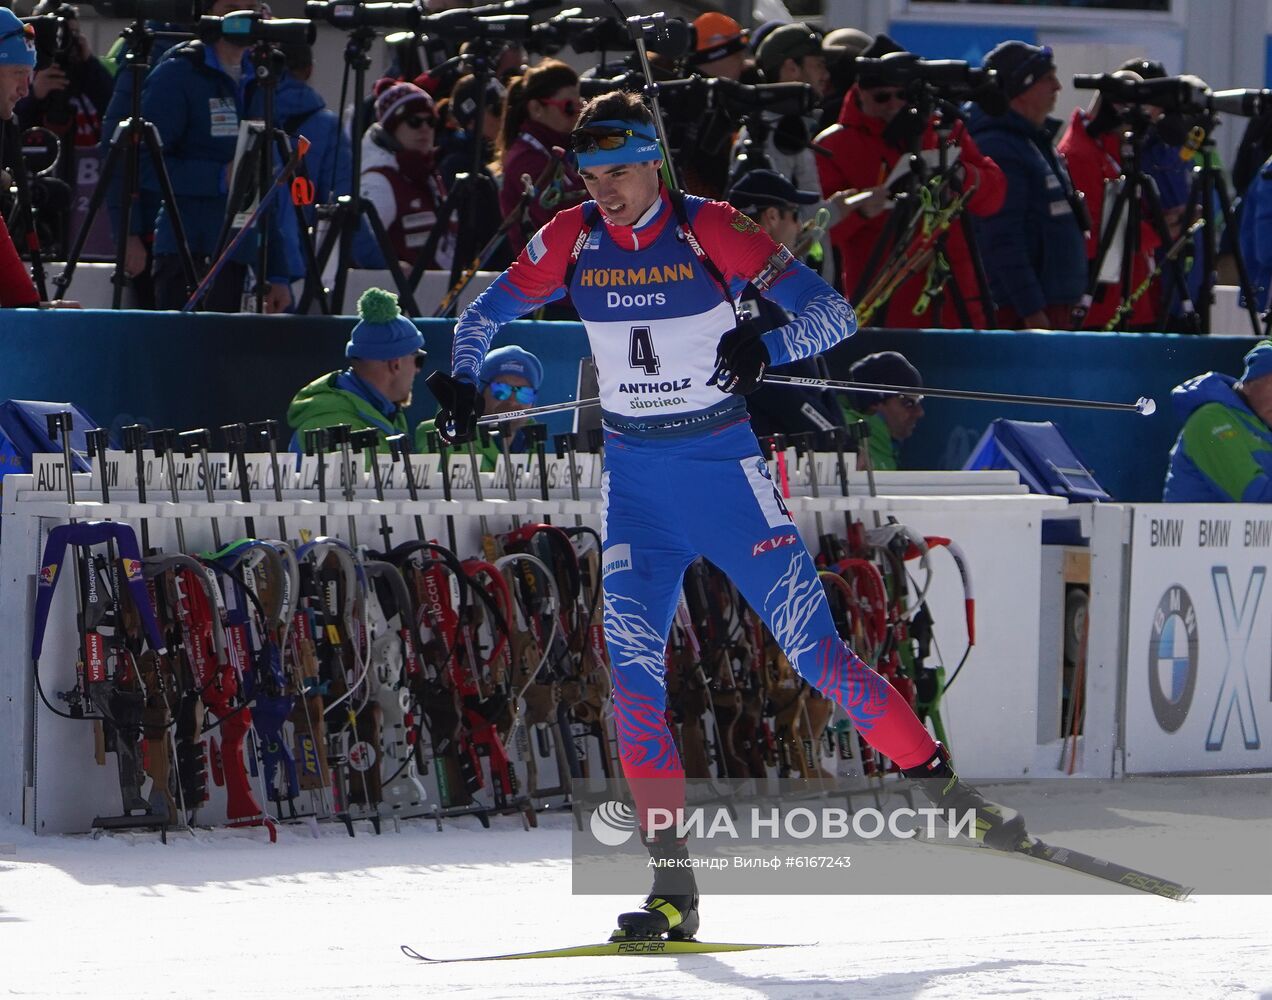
[611,835,700,942]
[902,744,1028,852]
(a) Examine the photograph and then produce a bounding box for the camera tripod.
[2,119,51,300]
[296,25,418,316]
[852,103,996,329]
[1183,119,1264,336]
[52,20,197,308]
[202,39,328,314]
[1074,113,1200,333]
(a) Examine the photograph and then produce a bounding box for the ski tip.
[401,945,434,962]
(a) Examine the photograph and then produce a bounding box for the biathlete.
[428,91,1027,941]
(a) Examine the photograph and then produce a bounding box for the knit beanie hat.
[0,10,36,69]
[848,351,922,410]
[691,12,749,66]
[983,40,1055,99]
[1241,339,1272,384]
[479,346,543,391]
[346,288,424,361]
[374,77,435,129]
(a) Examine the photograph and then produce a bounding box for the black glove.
[707,319,769,395]
[426,371,484,445]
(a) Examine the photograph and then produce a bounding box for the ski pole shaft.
[149,429,187,553]
[249,420,289,541]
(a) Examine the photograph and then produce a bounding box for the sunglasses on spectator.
[866,88,906,103]
[413,351,427,370]
[893,394,924,410]
[404,113,437,129]
[567,125,657,155]
[489,381,537,405]
[539,97,579,115]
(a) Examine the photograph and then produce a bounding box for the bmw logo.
[1148,585,1199,733]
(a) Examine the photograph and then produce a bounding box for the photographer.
[814,36,1006,328]
[496,58,583,256]
[1056,69,1162,330]
[139,1,304,312]
[969,41,1087,329]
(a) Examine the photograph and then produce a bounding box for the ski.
[920,834,1193,900]
[400,940,800,963]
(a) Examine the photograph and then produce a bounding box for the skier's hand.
[426,371,484,445]
[708,318,769,395]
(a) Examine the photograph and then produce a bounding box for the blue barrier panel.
[0,311,1255,501]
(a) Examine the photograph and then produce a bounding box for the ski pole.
[122,424,152,554]
[328,424,359,549]
[249,420,290,542]
[182,136,311,313]
[179,429,222,550]
[352,428,394,553]
[149,429,188,554]
[221,422,257,540]
[302,428,330,537]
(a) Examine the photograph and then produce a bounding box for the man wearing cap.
[287,288,425,451]
[672,12,750,200]
[0,10,42,307]
[415,345,543,470]
[429,89,1028,943]
[837,351,925,472]
[726,168,842,436]
[140,0,303,312]
[968,40,1087,329]
[814,33,1005,327]
[1163,341,1272,502]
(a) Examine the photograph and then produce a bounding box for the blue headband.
[573,119,663,170]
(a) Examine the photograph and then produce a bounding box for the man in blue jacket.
[139,2,302,312]
[968,41,1087,329]
[1163,340,1272,502]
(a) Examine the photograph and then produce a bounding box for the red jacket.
[499,120,587,255]
[1056,107,1160,329]
[815,86,1005,328]
[0,216,37,307]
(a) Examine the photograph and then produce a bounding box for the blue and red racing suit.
[452,187,938,826]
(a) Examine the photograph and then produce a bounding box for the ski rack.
[1,439,1082,838]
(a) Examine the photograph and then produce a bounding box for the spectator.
[1056,70,1161,330]
[287,288,425,452]
[360,77,455,272]
[676,12,749,199]
[837,351,924,472]
[818,26,872,133]
[437,73,504,189]
[14,1,113,255]
[140,4,302,312]
[1163,339,1272,502]
[416,345,542,468]
[0,10,40,307]
[969,41,1087,329]
[725,168,842,437]
[496,59,583,256]
[99,11,188,297]
[274,42,377,269]
[1240,151,1272,310]
[815,35,1005,327]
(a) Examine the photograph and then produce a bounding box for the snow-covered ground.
[3,776,1271,1000]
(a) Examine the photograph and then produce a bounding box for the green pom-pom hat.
[346,287,425,361]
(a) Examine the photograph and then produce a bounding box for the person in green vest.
[286,288,426,452]
[836,350,925,471]
[416,345,543,469]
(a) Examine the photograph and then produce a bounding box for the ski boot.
[901,744,1028,852]
[611,834,700,942]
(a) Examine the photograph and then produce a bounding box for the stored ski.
[401,940,799,963]
[920,834,1193,900]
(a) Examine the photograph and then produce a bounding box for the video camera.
[197,11,316,46]
[1073,73,1212,115]
[21,6,77,72]
[83,0,202,23]
[304,1,419,31]
[849,52,1007,114]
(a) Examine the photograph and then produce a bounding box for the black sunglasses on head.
[567,125,657,155]
[404,113,437,129]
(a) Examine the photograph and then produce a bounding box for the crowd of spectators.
[0,2,1261,341]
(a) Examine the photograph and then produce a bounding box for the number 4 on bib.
[629,326,660,375]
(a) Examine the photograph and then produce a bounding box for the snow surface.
[3,776,1271,1000]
